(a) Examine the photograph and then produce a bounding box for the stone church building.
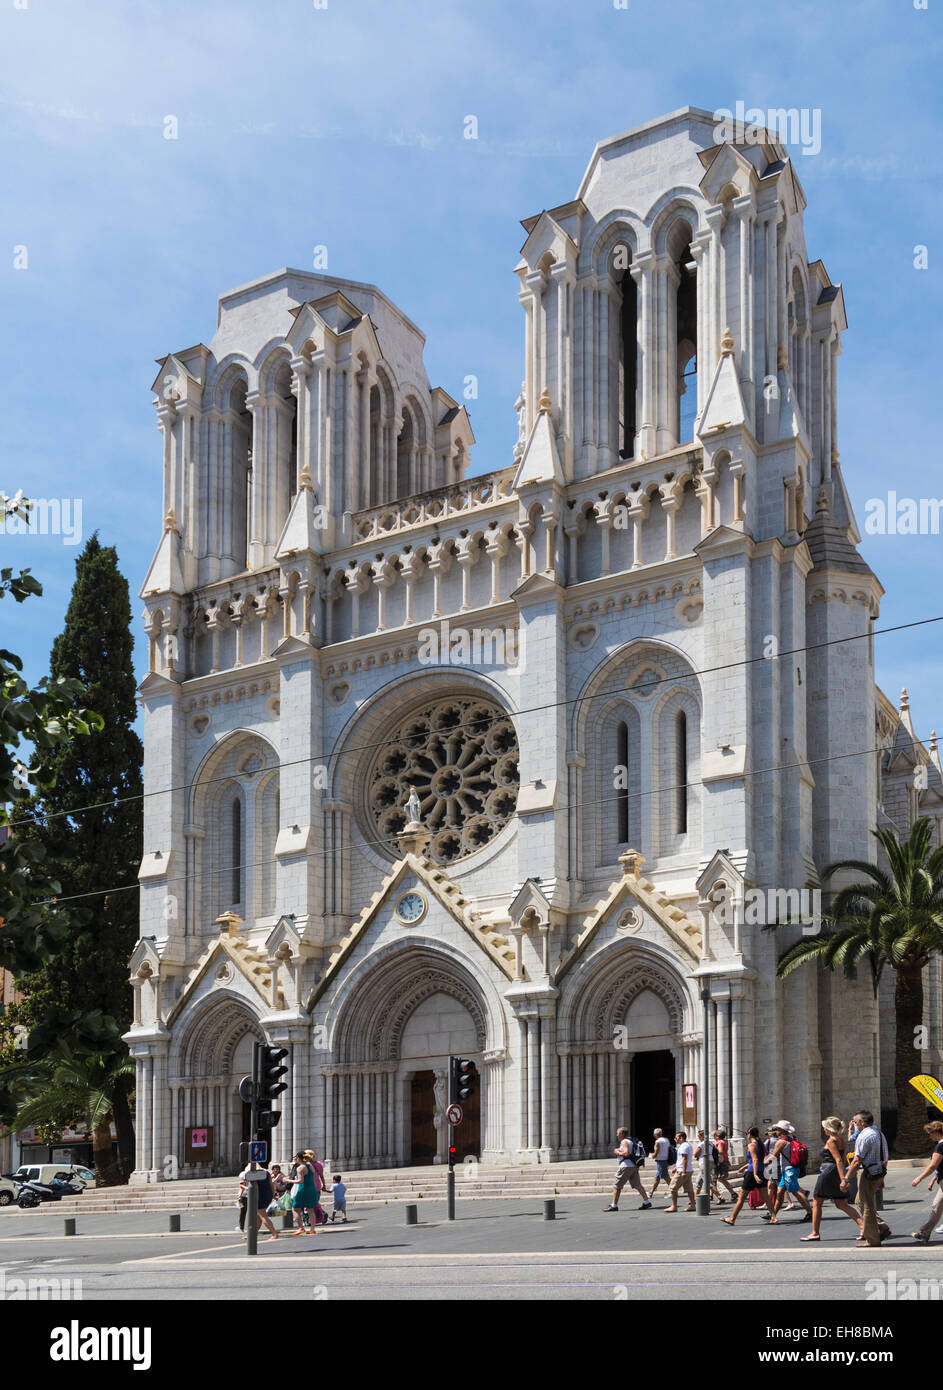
[126,107,940,1180]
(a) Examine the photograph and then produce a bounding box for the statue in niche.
[405,787,422,826]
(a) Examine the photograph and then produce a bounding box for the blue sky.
[1,0,941,747]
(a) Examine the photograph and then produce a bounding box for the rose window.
[367,696,519,865]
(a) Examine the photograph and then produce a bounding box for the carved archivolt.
[564,947,689,1045]
[334,957,488,1063]
[365,695,519,866]
[177,995,263,1079]
[592,967,685,1041]
[376,969,487,1060]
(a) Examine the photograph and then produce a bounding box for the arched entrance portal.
[558,946,692,1160]
[172,995,265,1177]
[328,949,494,1170]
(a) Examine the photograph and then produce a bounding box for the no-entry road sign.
[446,1103,463,1126]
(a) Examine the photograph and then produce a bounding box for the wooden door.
[410,1071,437,1165]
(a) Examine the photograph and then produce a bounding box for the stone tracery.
[366,695,519,865]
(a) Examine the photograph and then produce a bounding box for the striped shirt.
[853,1125,888,1169]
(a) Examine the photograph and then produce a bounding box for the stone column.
[630,251,655,459]
[733,194,755,416]
[705,206,726,373]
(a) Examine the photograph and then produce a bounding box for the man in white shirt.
[665,1131,696,1211]
[841,1110,891,1246]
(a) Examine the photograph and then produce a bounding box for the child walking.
[330,1174,348,1223]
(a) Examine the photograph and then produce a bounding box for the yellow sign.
[909,1074,943,1112]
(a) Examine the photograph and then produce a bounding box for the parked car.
[0,1176,16,1207]
[12,1163,92,1189]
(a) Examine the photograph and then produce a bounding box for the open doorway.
[630,1050,676,1145]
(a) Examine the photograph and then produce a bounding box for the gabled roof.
[166,927,282,1025]
[305,852,517,1009]
[556,854,701,982]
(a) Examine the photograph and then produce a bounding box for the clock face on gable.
[395,891,426,925]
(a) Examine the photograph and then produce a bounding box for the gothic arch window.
[396,404,415,500]
[228,376,252,571]
[230,792,244,909]
[675,708,688,835]
[190,736,279,929]
[674,228,698,444]
[664,219,700,444]
[273,362,298,533]
[612,245,638,459]
[615,707,641,849]
[654,693,700,855]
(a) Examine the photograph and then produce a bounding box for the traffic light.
[260,1044,289,1098]
[257,1044,288,1132]
[450,1057,475,1104]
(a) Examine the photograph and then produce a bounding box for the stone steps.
[50,1163,622,1212]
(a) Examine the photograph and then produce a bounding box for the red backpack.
[789,1138,809,1176]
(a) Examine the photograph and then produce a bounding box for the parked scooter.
[11,1176,76,1208]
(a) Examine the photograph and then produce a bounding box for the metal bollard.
[405,1203,418,1225]
[282,1209,294,1231]
[64,1218,76,1237]
[544,1199,555,1221]
[169,1213,180,1232]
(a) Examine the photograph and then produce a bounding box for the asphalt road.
[0,1170,940,1301]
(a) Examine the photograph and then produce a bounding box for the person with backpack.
[722,1126,777,1225]
[649,1128,673,1199]
[767,1122,813,1222]
[604,1127,652,1211]
[841,1109,892,1246]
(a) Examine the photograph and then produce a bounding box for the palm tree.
[776,817,943,1156]
[0,1049,135,1186]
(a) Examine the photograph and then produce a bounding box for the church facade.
[126,107,941,1180]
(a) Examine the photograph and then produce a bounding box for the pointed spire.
[275,472,324,559]
[720,326,735,356]
[697,342,748,435]
[512,395,565,487]
[898,686,917,739]
[141,516,185,597]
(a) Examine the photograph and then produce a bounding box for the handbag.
[748,1186,765,1208]
[277,1191,292,1213]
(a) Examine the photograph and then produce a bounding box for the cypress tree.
[20,534,143,1179]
